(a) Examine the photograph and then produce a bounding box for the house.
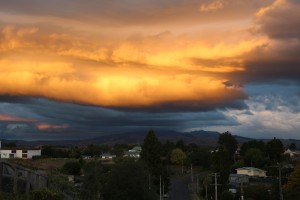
[236,167,266,177]
[124,146,142,158]
[229,174,249,187]
[82,155,91,160]
[0,141,41,159]
[101,153,116,161]
[284,149,300,158]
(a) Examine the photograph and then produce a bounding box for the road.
[169,175,191,200]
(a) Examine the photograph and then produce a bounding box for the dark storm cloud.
[109,98,248,112]
[0,97,233,139]
[257,0,300,40]
[228,0,300,84]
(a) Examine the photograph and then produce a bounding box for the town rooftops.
[236,167,266,172]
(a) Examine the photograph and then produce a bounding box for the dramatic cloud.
[0,0,299,140]
[234,0,300,83]
[0,24,254,109]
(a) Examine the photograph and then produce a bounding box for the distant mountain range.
[1,130,299,148]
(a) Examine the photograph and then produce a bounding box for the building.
[229,174,249,187]
[101,153,116,161]
[236,167,267,177]
[124,146,142,158]
[0,141,41,159]
[284,149,300,158]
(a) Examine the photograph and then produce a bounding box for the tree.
[244,185,270,200]
[175,139,186,152]
[61,161,81,175]
[218,131,238,159]
[266,138,284,162]
[67,147,81,158]
[141,129,161,171]
[102,160,156,200]
[141,129,170,194]
[244,148,263,167]
[189,148,212,169]
[3,142,17,147]
[160,140,175,161]
[47,171,76,198]
[81,161,110,199]
[31,188,63,200]
[212,147,231,185]
[170,148,186,165]
[220,191,234,200]
[240,140,265,156]
[283,162,300,199]
[288,143,297,151]
[83,144,101,157]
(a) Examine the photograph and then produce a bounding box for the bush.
[31,188,63,200]
[62,161,81,175]
[220,190,235,200]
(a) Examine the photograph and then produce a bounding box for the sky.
[0,0,300,140]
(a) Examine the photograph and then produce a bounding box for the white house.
[236,167,266,177]
[0,141,41,159]
[101,153,116,161]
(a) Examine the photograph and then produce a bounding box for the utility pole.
[278,165,283,200]
[149,174,151,191]
[163,179,165,196]
[182,160,183,174]
[272,164,284,200]
[214,173,218,200]
[196,174,199,193]
[240,182,244,200]
[160,175,162,200]
[191,164,193,182]
[205,184,208,200]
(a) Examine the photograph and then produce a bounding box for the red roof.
[0,147,41,150]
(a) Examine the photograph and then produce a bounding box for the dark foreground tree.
[244,185,270,200]
[284,162,300,199]
[31,188,63,200]
[212,147,231,185]
[266,138,284,162]
[244,148,264,167]
[61,161,81,175]
[240,140,265,156]
[218,131,238,160]
[102,160,156,200]
[141,129,170,194]
[81,161,110,200]
[141,129,161,171]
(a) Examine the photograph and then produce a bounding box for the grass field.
[10,158,78,171]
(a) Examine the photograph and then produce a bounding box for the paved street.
[169,175,191,200]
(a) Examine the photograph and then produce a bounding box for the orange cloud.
[0,22,266,108]
[200,0,225,13]
[256,0,287,17]
[0,114,35,122]
[36,123,69,130]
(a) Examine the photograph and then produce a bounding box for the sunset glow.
[1,0,300,140]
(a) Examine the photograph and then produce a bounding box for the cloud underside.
[0,0,300,140]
